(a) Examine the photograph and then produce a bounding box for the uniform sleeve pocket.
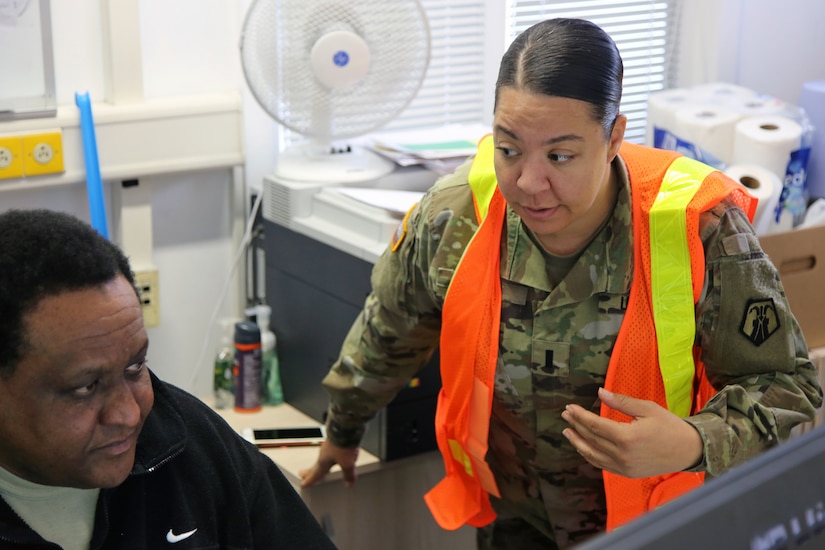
[705,253,796,376]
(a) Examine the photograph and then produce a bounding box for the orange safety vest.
[423,136,757,531]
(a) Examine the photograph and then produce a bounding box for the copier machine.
[261,164,445,461]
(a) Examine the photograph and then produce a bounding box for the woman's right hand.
[299,439,360,488]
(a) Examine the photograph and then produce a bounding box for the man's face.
[0,275,154,488]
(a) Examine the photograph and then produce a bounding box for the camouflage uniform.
[322,155,822,549]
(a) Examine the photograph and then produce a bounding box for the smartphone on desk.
[242,426,326,448]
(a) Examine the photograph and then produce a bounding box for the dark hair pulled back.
[495,18,624,137]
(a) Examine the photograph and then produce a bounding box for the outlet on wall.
[134,268,160,328]
[0,147,12,169]
[22,131,64,176]
[0,136,24,179]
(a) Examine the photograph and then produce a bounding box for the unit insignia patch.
[740,298,780,346]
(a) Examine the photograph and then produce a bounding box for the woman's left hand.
[561,387,703,478]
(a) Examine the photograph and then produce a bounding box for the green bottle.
[213,321,235,409]
[256,304,283,406]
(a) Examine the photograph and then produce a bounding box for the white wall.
[0,0,250,399]
[728,0,825,103]
[680,0,825,103]
[3,0,823,399]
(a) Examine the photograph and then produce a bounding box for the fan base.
[275,144,395,184]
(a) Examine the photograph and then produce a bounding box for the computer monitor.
[576,425,825,550]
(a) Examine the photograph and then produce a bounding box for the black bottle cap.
[234,320,261,345]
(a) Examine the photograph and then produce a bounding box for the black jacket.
[0,373,337,549]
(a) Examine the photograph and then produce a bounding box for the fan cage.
[241,0,431,141]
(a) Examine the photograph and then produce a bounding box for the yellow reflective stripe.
[448,439,474,477]
[468,135,497,221]
[649,156,715,417]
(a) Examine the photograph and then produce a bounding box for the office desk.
[214,403,476,550]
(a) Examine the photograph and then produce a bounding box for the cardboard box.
[759,224,825,349]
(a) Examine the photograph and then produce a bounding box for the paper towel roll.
[673,104,741,165]
[691,82,758,102]
[798,80,825,199]
[732,115,804,181]
[724,164,783,236]
[646,89,700,146]
[728,96,788,118]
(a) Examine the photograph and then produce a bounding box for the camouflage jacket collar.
[499,157,634,298]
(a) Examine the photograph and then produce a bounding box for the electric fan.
[240,0,431,184]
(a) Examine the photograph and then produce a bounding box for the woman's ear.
[608,114,627,161]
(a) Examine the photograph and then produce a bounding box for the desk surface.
[213,347,825,481]
[213,402,383,485]
[211,401,477,550]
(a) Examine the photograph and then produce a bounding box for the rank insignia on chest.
[740,298,780,346]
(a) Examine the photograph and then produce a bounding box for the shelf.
[0,92,244,191]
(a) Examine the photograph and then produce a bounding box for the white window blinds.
[378,0,488,133]
[283,0,681,145]
[507,0,684,144]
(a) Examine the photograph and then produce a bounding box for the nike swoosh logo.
[166,528,198,543]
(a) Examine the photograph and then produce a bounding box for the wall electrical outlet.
[0,135,24,180]
[134,268,160,328]
[22,131,65,176]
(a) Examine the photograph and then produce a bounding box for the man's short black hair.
[0,209,136,376]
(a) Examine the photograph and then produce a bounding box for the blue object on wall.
[75,91,109,239]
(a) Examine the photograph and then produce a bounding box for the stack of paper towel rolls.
[646,89,699,147]
[729,116,804,234]
[690,82,759,103]
[731,116,804,186]
[647,83,809,234]
[723,164,787,235]
[673,104,741,166]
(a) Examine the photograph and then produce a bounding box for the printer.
[261,164,445,461]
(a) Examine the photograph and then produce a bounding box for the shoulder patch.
[740,298,780,346]
[391,202,417,252]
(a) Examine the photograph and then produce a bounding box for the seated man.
[0,209,336,549]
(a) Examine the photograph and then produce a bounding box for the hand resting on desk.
[300,439,361,488]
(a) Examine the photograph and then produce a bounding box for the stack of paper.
[360,123,491,174]
[331,187,424,217]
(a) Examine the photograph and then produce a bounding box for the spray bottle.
[213,319,235,409]
[256,304,284,406]
[233,320,262,412]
